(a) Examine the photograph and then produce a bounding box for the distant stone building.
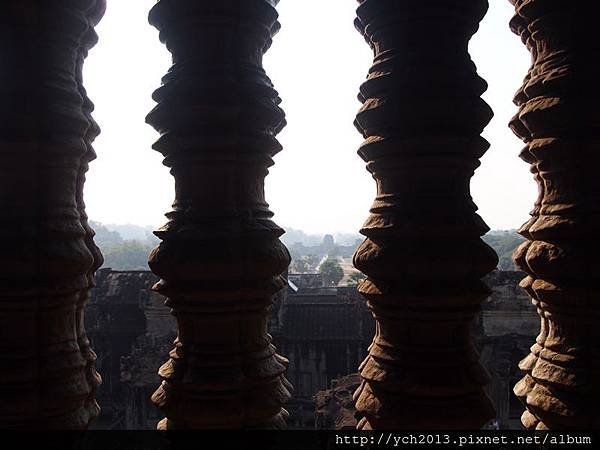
[274,285,374,428]
[86,269,174,429]
[314,271,536,430]
[474,270,537,429]
[287,273,324,290]
[86,269,535,430]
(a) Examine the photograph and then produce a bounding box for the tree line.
[91,222,525,275]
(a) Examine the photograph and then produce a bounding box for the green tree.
[482,230,526,271]
[292,258,309,273]
[305,254,319,270]
[90,221,123,249]
[319,257,344,286]
[102,239,154,270]
[347,271,366,286]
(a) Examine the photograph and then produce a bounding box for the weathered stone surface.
[0,0,105,429]
[509,0,600,430]
[315,373,361,430]
[84,269,535,429]
[76,1,106,424]
[315,272,536,430]
[478,271,538,338]
[352,0,498,429]
[477,272,536,430]
[277,285,374,428]
[146,0,292,429]
[86,269,158,429]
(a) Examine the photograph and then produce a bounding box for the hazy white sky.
[85,0,533,235]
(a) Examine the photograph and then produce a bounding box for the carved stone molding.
[146,0,292,429]
[0,0,105,429]
[510,0,600,430]
[352,0,498,429]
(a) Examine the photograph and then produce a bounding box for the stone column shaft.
[146,0,292,429]
[510,0,600,430]
[352,0,498,429]
[75,1,106,422]
[0,0,105,429]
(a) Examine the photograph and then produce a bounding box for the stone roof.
[91,268,159,306]
[281,287,373,341]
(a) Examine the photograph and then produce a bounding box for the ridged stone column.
[0,0,105,429]
[352,0,498,429]
[75,1,106,421]
[146,0,292,429]
[510,0,600,430]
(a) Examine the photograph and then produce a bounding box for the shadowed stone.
[509,0,600,430]
[0,0,105,429]
[352,0,498,430]
[146,0,293,429]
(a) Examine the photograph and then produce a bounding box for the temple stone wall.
[86,269,535,429]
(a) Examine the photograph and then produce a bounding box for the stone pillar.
[352,0,498,429]
[146,0,292,429]
[0,0,105,429]
[510,0,600,430]
[75,1,106,422]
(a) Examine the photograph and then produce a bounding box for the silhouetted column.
[352,0,498,429]
[0,0,105,429]
[146,0,292,429]
[510,0,600,430]
[75,1,106,421]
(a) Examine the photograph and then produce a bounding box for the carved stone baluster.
[352,0,498,429]
[508,0,546,431]
[510,0,600,430]
[146,0,292,429]
[74,0,106,422]
[0,0,104,428]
